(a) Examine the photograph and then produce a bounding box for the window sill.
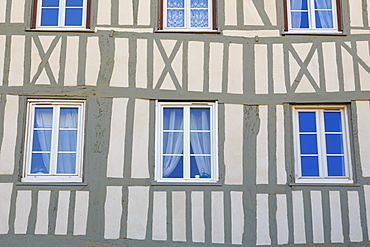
[16,182,87,187]
[282,30,346,36]
[289,183,360,187]
[152,181,222,186]
[155,29,221,34]
[25,28,95,33]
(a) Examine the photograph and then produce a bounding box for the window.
[32,0,91,30]
[160,0,216,31]
[284,0,342,32]
[156,102,218,182]
[23,100,85,182]
[293,105,352,183]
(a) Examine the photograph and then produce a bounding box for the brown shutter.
[32,0,38,29]
[283,0,288,31]
[86,0,91,29]
[336,0,342,31]
[159,0,164,30]
[212,0,217,30]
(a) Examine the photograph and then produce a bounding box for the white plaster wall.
[188,41,204,92]
[228,44,243,94]
[73,191,89,235]
[224,0,237,25]
[152,191,167,241]
[276,105,286,184]
[0,183,13,234]
[191,191,205,243]
[104,186,122,239]
[0,35,4,86]
[209,43,223,93]
[356,41,370,91]
[35,190,51,235]
[329,191,344,243]
[291,43,316,93]
[256,105,268,184]
[0,0,5,22]
[273,44,287,94]
[127,186,150,240]
[292,190,306,244]
[10,0,24,23]
[223,30,280,37]
[97,0,111,25]
[342,43,355,92]
[364,185,370,238]
[231,191,244,245]
[9,36,25,86]
[14,190,32,234]
[107,98,128,178]
[131,99,150,178]
[256,194,271,245]
[85,37,100,86]
[348,191,363,242]
[243,0,263,25]
[323,42,339,92]
[349,0,363,27]
[264,0,277,25]
[276,194,289,245]
[211,191,224,244]
[110,38,129,87]
[119,0,134,25]
[64,37,79,86]
[255,44,268,94]
[310,191,324,243]
[172,191,186,242]
[0,95,19,174]
[55,191,70,235]
[224,104,243,185]
[136,39,148,88]
[137,0,151,25]
[356,101,370,177]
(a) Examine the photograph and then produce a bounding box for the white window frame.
[35,0,88,30]
[22,99,85,183]
[155,101,218,183]
[293,105,353,184]
[287,0,340,33]
[163,0,213,31]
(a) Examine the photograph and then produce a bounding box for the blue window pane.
[163,133,183,154]
[31,153,50,174]
[163,156,183,178]
[314,0,332,9]
[42,0,59,7]
[65,8,83,26]
[327,156,345,176]
[190,156,211,178]
[164,108,183,130]
[290,0,308,10]
[298,112,316,132]
[301,156,319,176]
[58,130,77,151]
[191,10,209,27]
[326,134,343,154]
[57,153,76,173]
[60,108,79,128]
[324,112,342,132]
[300,134,318,154]
[167,10,185,27]
[190,108,210,130]
[41,9,59,26]
[34,108,53,128]
[66,0,83,7]
[33,130,52,151]
[190,133,210,154]
[168,0,184,8]
[315,11,333,28]
[291,12,309,28]
[191,0,208,8]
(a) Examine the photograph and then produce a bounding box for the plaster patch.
[104,186,122,239]
[342,43,355,91]
[323,42,339,92]
[97,0,111,25]
[224,0,237,25]
[211,191,224,244]
[228,44,243,94]
[310,191,324,243]
[9,36,25,86]
[256,105,268,184]
[348,191,363,242]
[47,38,61,84]
[350,29,370,34]
[127,187,149,240]
[111,38,129,87]
[73,191,89,235]
[364,185,370,238]
[276,194,289,245]
[153,42,166,88]
[137,0,151,25]
[64,37,79,86]
[224,104,243,185]
[55,191,70,235]
[35,190,51,235]
[0,0,5,22]
[10,0,24,23]
[85,37,100,86]
[273,44,287,94]
[295,74,316,93]
[172,191,186,242]
[0,183,13,234]
[161,73,177,90]
[231,191,244,245]
[171,42,183,89]
[255,44,268,94]
[209,42,223,93]
[264,0,277,25]
[188,41,204,92]
[161,39,178,57]
[276,105,286,184]
[119,0,134,25]
[307,49,319,86]
[289,52,300,87]
[356,101,370,177]
[107,98,128,178]
[349,0,363,27]
[152,191,167,241]
[356,41,370,91]
[131,99,150,178]
[329,191,344,243]
[243,0,264,25]
[136,39,148,88]
[292,190,306,244]
[0,95,19,174]
[0,35,4,85]
[14,190,32,234]
[292,43,312,61]
[256,194,271,245]
[191,191,205,243]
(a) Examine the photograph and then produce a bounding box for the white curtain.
[190,109,211,178]
[163,110,183,177]
[314,0,333,28]
[290,0,307,28]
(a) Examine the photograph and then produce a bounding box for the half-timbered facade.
[1,0,370,246]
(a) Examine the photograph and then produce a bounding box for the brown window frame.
[159,0,217,31]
